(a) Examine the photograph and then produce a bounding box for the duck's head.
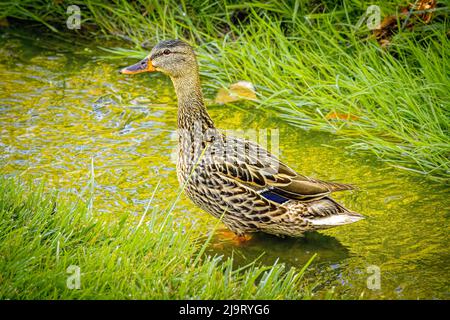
[120,39,197,79]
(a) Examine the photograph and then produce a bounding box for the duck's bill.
[120,57,156,74]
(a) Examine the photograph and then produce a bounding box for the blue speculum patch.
[260,190,290,204]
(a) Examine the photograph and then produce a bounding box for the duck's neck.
[171,72,214,131]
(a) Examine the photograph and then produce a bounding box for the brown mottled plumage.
[121,39,363,238]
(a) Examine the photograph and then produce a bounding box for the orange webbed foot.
[234,234,252,245]
[216,229,252,245]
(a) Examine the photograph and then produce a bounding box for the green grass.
[202,14,449,179]
[0,178,316,299]
[1,0,448,181]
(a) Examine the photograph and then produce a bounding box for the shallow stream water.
[0,30,448,299]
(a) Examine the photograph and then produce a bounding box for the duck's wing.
[209,136,354,202]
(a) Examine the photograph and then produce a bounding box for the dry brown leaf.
[215,81,257,104]
[326,112,359,121]
[373,0,437,47]
[416,0,437,23]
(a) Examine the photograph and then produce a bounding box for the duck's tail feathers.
[302,197,363,229]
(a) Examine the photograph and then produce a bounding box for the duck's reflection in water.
[209,230,350,270]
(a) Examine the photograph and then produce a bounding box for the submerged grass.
[0,178,315,299]
[0,0,449,181]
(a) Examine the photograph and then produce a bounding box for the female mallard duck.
[121,39,363,239]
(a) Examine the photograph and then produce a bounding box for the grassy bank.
[0,178,316,299]
[1,0,449,181]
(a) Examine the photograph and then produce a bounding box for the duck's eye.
[163,49,171,55]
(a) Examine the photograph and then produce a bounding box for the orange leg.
[216,229,252,245]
